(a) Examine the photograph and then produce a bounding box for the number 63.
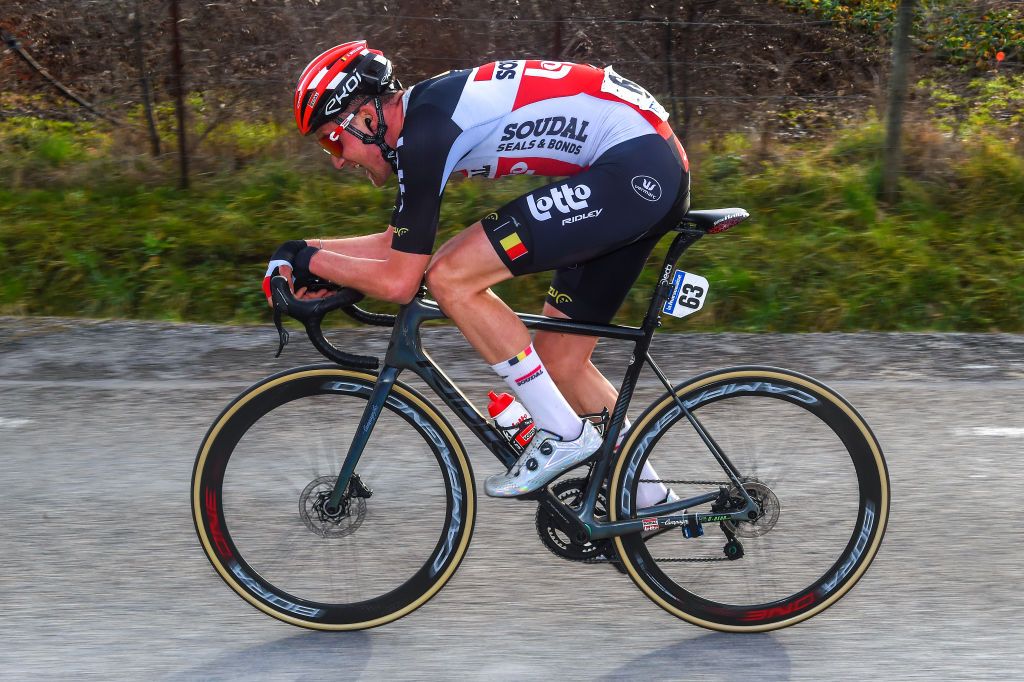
[679,283,704,309]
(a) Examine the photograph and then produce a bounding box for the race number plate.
[662,270,709,318]
[600,66,669,121]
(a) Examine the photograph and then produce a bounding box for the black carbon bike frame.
[270,222,760,544]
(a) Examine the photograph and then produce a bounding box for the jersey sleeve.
[389,103,464,254]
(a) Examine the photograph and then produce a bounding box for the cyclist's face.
[315,109,391,187]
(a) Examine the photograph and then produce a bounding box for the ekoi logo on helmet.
[323,72,364,116]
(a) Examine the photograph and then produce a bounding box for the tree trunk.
[882,0,916,203]
[169,0,189,189]
[132,0,161,157]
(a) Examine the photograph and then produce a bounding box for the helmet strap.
[342,96,399,173]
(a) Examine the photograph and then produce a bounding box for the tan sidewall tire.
[192,366,476,630]
[609,367,889,632]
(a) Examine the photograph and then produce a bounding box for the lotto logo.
[527,184,592,221]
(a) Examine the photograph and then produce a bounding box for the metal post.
[664,16,679,124]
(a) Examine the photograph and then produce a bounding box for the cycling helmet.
[294,41,402,170]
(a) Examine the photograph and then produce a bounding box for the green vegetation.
[0,115,1022,331]
[777,0,1023,67]
[918,73,1024,138]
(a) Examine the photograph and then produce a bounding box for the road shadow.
[598,632,790,681]
[164,630,371,681]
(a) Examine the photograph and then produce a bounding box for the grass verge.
[1,116,1021,331]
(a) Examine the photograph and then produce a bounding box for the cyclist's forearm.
[308,248,428,303]
[305,228,393,259]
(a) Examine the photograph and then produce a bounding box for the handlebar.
[268,276,396,369]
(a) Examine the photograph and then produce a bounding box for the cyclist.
[267,41,690,501]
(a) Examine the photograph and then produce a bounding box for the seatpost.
[587,227,705,500]
[641,228,705,335]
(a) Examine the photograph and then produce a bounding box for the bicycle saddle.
[677,208,750,234]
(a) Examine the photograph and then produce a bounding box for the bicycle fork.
[323,365,400,516]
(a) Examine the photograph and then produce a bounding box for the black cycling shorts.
[482,134,690,323]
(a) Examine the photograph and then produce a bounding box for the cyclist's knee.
[424,253,459,302]
[428,244,485,301]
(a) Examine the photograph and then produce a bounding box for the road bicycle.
[192,207,890,632]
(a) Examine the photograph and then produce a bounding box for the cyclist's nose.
[332,156,346,171]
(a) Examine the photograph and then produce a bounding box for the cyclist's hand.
[294,285,333,301]
[263,240,320,305]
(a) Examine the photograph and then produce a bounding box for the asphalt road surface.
[1,317,1022,680]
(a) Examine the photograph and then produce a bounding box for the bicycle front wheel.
[610,366,889,632]
[192,365,475,630]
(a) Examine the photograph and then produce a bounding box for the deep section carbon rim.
[192,367,475,629]
[612,368,889,632]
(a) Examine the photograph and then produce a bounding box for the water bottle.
[487,391,535,455]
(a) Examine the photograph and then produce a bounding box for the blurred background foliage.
[2,113,1020,330]
[1,0,1022,330]
[777,0,1023,67]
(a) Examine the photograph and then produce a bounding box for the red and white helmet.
[293,40,398,136]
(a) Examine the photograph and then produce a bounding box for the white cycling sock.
[637,461,671,508]
[490,343,583,441]
[617,417,671,507]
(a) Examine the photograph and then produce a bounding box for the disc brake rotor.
[299,475,366,538]
[723,480,780,537]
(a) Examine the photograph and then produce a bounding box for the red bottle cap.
[487,390,514,417]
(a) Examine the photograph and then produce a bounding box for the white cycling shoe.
[485,420,603,498]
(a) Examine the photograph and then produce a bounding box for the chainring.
[299,475,366,538]
[723,480,780,538]
[535,477,612,561]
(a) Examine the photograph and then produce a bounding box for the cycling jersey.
[390,60,689,255]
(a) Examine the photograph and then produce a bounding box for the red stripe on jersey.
[511,61,603,111]
[511,61,671,142]
[495,156,584,178]
[668,134,691,173]
[474,62,496,81]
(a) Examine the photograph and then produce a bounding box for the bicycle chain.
[638,479,731,485]
[542,479,738,565]
[583,552,729,564]
[582,479,733,564]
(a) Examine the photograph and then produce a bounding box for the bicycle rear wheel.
[192,365,475,630]
[610,366,889,632]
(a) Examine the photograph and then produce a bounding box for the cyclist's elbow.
[381,251,429,303]
[382,273,423,304]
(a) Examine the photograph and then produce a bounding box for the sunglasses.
[317,111,358,158]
